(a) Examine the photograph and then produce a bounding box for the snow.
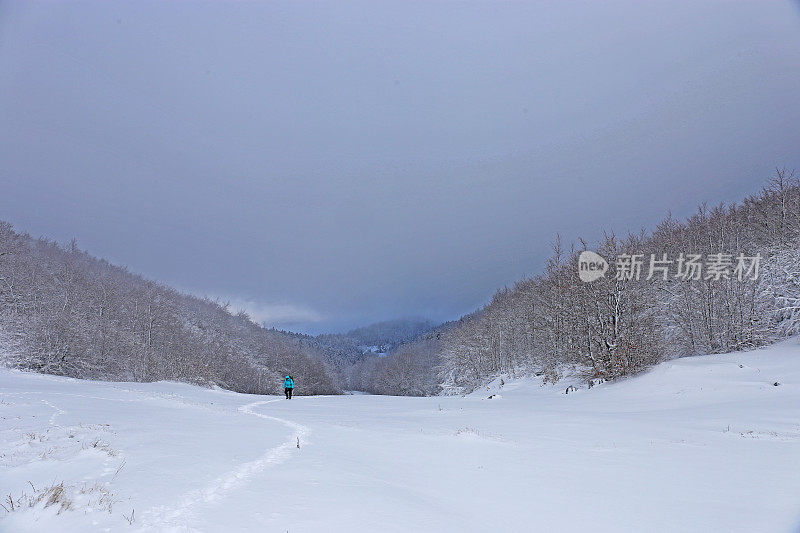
[2,340,800,532]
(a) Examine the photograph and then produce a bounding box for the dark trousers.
[284,387,293,399]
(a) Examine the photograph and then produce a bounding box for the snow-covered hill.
[2,340,799,532]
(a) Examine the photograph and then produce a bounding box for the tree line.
[365,170,800,395]
[0,223,339,395]
[3,170,797,397]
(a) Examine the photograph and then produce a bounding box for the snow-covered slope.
[2,340,799,532]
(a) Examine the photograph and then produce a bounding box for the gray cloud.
[1,1,799,333]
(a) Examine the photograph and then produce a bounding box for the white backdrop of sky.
[1,0,799,333]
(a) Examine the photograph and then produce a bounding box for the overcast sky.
[1,1,799,334]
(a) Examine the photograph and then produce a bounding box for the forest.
[0,223,339,395]
[362,170,800,395]
[2,171,798,397]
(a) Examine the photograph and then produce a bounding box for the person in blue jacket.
[283,375,294,399]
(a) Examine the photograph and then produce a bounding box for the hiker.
[283,375,294,399]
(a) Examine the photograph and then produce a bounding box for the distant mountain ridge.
[266,318,439,388]
[344,318,437,352]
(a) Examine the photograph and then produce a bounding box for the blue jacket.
[283,376,294,389]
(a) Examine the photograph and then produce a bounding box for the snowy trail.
[238,399,309,445]
[136,399,308,532]
[40,399,65,426]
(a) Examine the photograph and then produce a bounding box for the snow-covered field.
[2,341,799,532]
